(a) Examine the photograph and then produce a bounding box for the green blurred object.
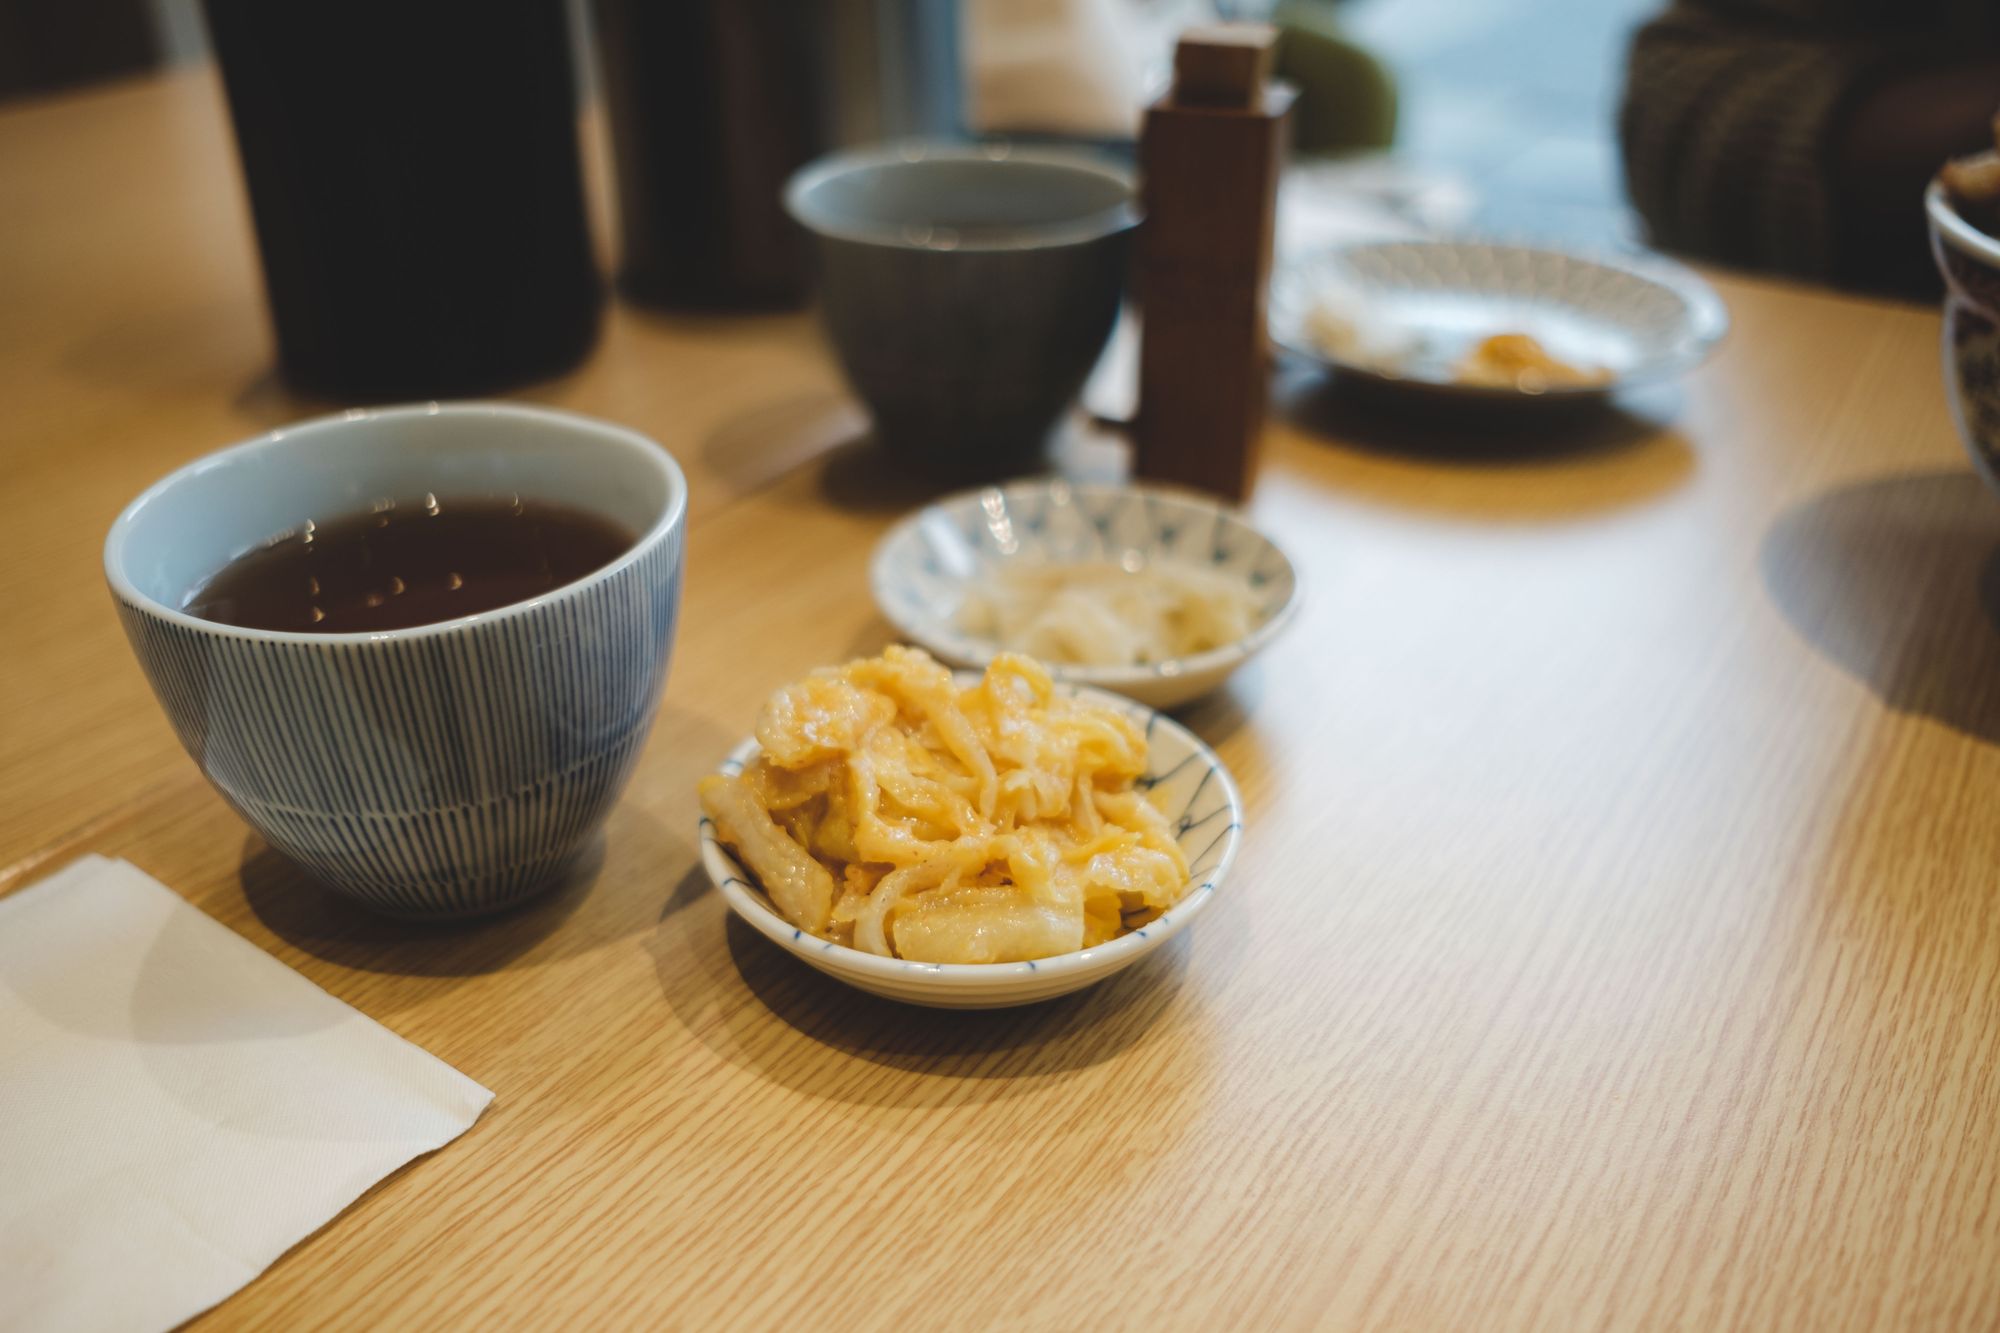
[1273,0,1398,153]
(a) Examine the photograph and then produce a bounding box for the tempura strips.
[700,647,1189,964]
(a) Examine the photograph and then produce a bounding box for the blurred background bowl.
[1270,239,1728,404]
[786,143,1139,482]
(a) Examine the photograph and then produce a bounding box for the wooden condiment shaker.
[1134,24,1295,501]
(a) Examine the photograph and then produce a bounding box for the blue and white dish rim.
[699,678,1244,985]
[869,479,1303,689]
[1270,236,1732,397]
[1928,179,2000,268]
[103,401,689,639]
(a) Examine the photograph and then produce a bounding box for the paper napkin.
[0,856,494,1332]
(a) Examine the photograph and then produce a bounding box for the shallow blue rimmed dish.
[699,678,1242,1008]
[1270,238,1728,401]
[870,480,1300,710]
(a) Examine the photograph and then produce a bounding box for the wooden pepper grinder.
[1134,25,1295,501]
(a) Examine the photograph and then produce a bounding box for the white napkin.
[0,856,494,1333]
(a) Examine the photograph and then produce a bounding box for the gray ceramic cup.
[786,143,1138,480]
[105,404,686,919]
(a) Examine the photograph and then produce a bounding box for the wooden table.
[5,70,1998,1332]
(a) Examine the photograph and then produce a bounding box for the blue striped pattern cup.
[104,404,686,918]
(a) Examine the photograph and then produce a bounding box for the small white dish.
[870,480,1300,710]
[1269,239,1728,402]
[699,679,1242,1009]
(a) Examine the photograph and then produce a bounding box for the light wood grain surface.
[5,70,1999,1332]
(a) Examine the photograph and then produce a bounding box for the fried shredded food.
[956,561,1260,668]
[1944,151,2000,207]
[699,647,1190,964]
[1943,133,2000,237]
[1454,332,1612,391]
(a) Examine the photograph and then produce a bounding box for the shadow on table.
[58,296,271,406]
[811,433,958,515]
[842,613,901,661]
[1172,663,1263,749]
[1278,364,1680,459]
[239,802,688,987]
[650,859,1200,1113]
[1275,371,1697,521]
[1761,469,2000,745]
[240,839,596,979]
[698,389,865,505]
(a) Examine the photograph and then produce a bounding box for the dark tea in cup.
[185,497,634,634]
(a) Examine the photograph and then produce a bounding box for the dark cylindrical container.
[591,0,827,310]
[201,0,602,399]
